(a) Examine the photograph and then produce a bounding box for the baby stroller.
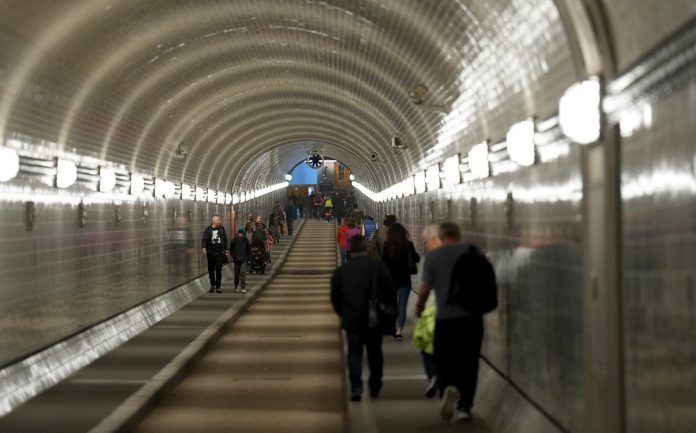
[324,207,333,222]
[248,239,267,274]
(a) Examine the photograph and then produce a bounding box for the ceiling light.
[56,159,77,188]
[154,179,166,198]
[425,164,441,191]
[414,171,426,193]
[208,190,217,203]
[181,183,191,200]
[442,154,461,186]
[0,147,20,182]
[349,174,355,181]
[468,142,490,178]
[559,78,601,144]
[507,119,536,167]
[195,186,206,201]
[130,174,144,195]
[99,167,116,192]
[285,174,292,181]
[164,181,176,199]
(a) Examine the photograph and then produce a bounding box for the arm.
[415,281,432,317]
[410,241,420,263]
[330,271,343,316]
[201,227,208,254]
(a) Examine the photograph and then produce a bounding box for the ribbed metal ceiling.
[0,0,571,193]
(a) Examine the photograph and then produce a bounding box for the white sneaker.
[234,288,239,293]
[241,288,248,294]
[455,409,472,422]
[440,386,460,421]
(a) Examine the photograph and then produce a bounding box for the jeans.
[346,329,383,394]
[434,316,483,411]
[207,252,224,288]
[339,247,346,265]
[421,350,437,380]
[270,225,280,241]
[396,286,411,329]
[233,261,247,288]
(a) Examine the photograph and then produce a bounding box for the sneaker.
[394,333,403,341]
[234,287,239,293]
[455,409,472,422]
[440,386,460,421]
[208,287,215,293]
[241,288,248,294]
[215,288,222,293]
[350,390,362,402]
[425,376,438,398]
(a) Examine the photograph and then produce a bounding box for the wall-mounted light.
[506,119,536,167]
[56,159,77,188]
[425,164,441,191]
[99,167,116,192]
[468,141,490,178]
[559,78,601,144]
[285,173,292,182]
[154,179,166,198]
[217,190,225,204]
[402,176,415,197]
[130,174,144,195]
[349,174,355,181]
[208,189,217,203]
[181,183,192,200]
[414,171,426,193]
[442,154,461,186]
[163,181,176,199]
[225,193,232,205]
[0,147,20,182]
[195,186,206,201]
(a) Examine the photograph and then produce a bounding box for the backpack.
[448,246,498,313]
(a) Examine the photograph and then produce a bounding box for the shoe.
[350,390,361,402]
[369,388,380,398]
[440,386,460,421]
[394,333,403,341]
[425,376,438,398]
[241,288,248,294]
[208,287,214,293]
[455,409,472,422]
[234,287,239,293]
[215,288,222,293]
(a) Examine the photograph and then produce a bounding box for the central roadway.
[133,220,345,433]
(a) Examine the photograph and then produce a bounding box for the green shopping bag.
[412,304,436,354]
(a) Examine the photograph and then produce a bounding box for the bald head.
[211,215,222,227]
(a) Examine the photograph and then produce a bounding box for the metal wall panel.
[621,81,696,433]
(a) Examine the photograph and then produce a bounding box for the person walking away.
[277,206,287,237]
[324,195,334,222]
[229,229,251,294]
[363,215,377,241]
[308,193,315,219]
[415,222,491,422]
[347,204,364,228]
[331,235,394,402]
[201,215,229,293]
[381,223,420,340]
[413,224,443,398]
[333,194,345,224]
[268,208,281,244]
[344,219,362,259]
[284,200,297,236]
[368,214,397,259]
[314,194,325,220]
[336,217,352,265]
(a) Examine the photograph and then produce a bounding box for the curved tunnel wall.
[0,2,695,433]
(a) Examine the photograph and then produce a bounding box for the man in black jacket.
[201,215,229,293]
[229,228,251,294]
[331,235,394,402]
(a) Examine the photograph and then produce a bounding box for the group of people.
[305,191,358,223]
[331,216,493,423]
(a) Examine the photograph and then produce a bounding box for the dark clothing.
[346,329,383,394]
[201,225,228,252]
[230,236,251,262]
[207,253,224,288]
[251,223,268,242]
[284,204,296,221]
[331,255,394,331]
[422,244,476,320]
[382,241,420,288]
[434,316,483,411]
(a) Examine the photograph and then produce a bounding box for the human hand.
[415,302,425,318]
[201,248,207,255]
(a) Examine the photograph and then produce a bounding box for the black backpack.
[447,245,498,313]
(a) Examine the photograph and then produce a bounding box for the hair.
[385,223,410,256]
[349,235,367,253]
[438,221,461,240]
[364,215,374,221]
[421,224,440,242]
[346,217,357,228]
[383,214,397,226]
[211,214,221,222]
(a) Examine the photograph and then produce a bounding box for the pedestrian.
[415,222,486,422]
[347,204,364,227]
[268,207,281,244]
[277,205,287,236]
[344,218,362,259]
[368,214,396,259]
[363,215,377,241]
[381,223,420,340]
[229,228,251,294]
[201,215,229,293]
[284,199,297,236]
[324,194,334,222]
[331,235,394,402]
[412,224,443,398]
[333,193,345,224]
[336,217,352,265]
[314,194,324,220]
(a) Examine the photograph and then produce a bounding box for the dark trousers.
[421,350,437,380]
[287,219,294,235]
[207,253,224,288]
[233,260,247,288]
[335,211,343,225]
[346,329,383,394]
[434,316,483,411]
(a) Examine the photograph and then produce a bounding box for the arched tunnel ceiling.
[0,0,576,193]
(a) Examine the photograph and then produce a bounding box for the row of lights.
[0,146,288,205]
[353,78,601,202]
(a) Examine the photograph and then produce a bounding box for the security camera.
[370,152,378,162]
[391,136,406,149]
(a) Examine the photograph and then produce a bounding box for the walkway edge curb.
[87,219,307,433]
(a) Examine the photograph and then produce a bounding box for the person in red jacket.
[336,217,352,265]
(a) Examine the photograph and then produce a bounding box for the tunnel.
[0,1,694,433]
